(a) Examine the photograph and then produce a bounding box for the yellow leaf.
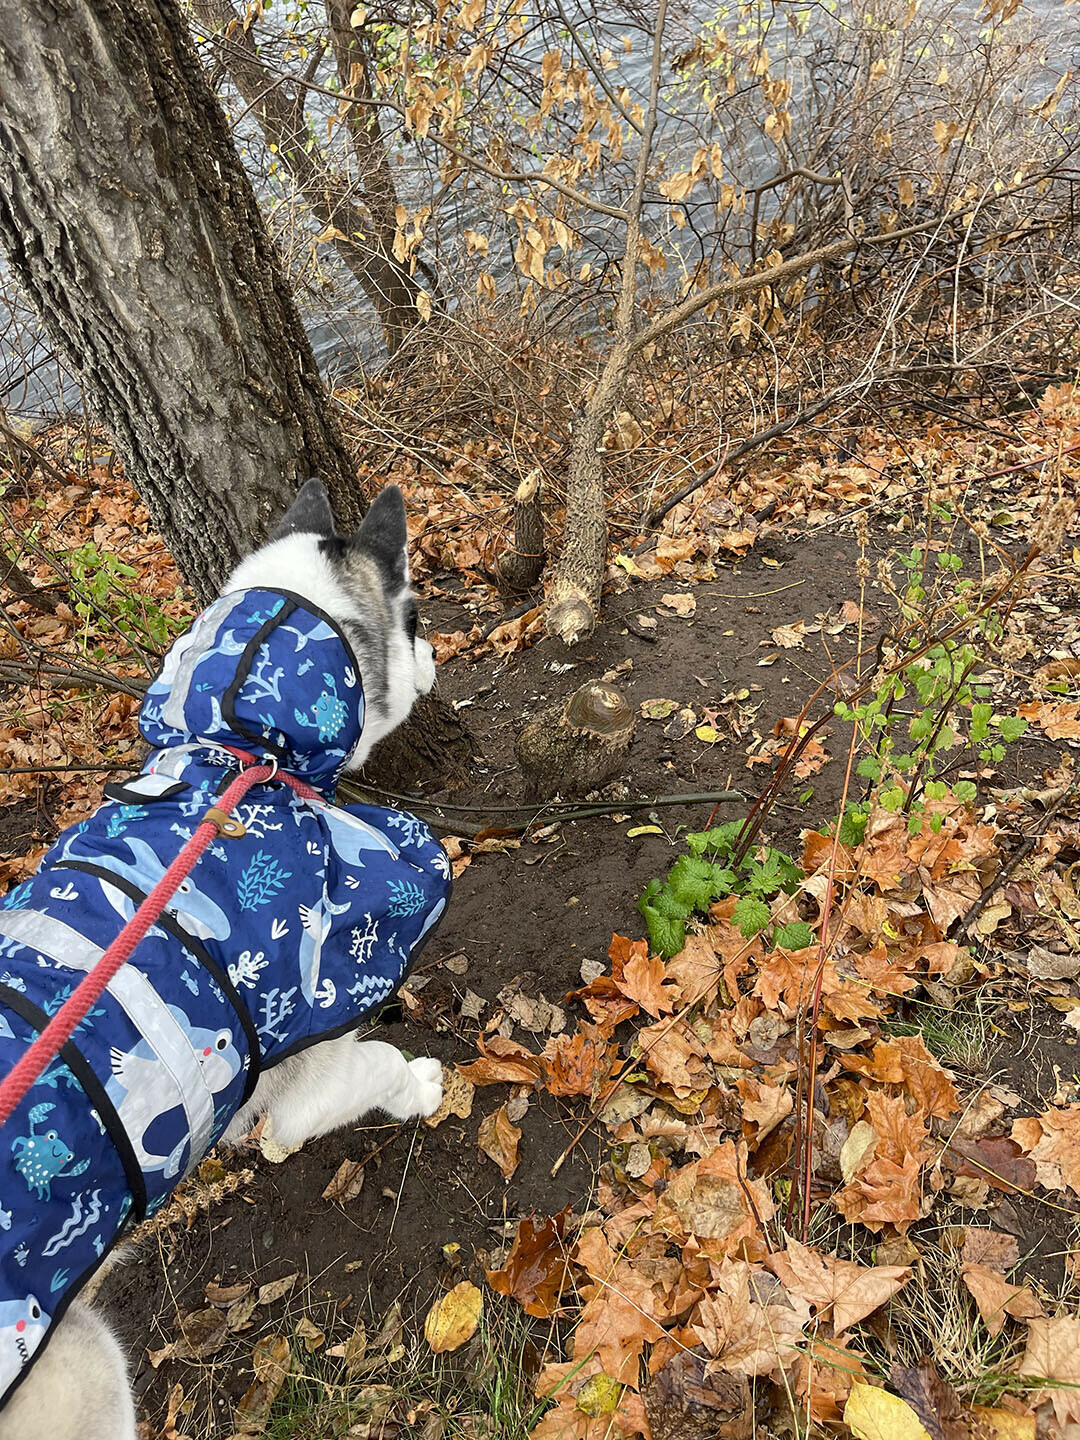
[577,1373,623,1416]
[416,290,433,322]
[695,725,720,744]
[626,825,664,837]
[965,1406,1035,1440]
[845,1383,933,1440]
[424,1281,483,1354]
[350,5,367,24]
[897,177,915,207]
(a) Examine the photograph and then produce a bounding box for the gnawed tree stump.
[516,681,634,800]
[495,470,545,591]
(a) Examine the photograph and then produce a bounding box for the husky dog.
[0,481,445,1440]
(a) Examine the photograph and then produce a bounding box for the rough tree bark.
[189,0,422,358]
[0,0,359,602]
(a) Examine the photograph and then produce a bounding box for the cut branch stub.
[495,470,545,592]
[515,680,634,801]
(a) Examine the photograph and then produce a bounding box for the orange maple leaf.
[541,1026,619,1098]
[616,951,679,1017]
[844,1036,958,1120]
[834,1091,932,1233]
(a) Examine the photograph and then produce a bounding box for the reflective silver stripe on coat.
[0,908,216,1165]
[160,590,251,732]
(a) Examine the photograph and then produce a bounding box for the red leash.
[0,750,322,1130]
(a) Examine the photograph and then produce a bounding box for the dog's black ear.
[351,485,408,582]
[270,478,336,542]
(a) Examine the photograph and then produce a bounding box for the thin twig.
[338,783,745,830]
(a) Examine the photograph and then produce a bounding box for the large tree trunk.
[0,0,359,602]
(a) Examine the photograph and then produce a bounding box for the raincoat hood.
[139,589,365,793]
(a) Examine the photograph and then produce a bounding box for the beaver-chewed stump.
[515,680,634,800]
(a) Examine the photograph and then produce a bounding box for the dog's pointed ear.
[270,478,336,542]
[351,485,408,582]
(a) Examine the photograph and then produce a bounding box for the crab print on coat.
[10,1106,90,1201]
[294,674,348,743]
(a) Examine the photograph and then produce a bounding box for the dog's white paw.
[408,1056,444,1117]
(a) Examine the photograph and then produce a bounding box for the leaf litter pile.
[462,790,1080,1440]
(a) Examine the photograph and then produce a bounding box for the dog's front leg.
[224,1036,443,1151]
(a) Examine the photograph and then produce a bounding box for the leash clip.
[203,807,247,839]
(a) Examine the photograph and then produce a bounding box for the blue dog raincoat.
[0,588,450,1404]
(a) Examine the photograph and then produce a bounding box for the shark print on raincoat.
[0,588,450,1407]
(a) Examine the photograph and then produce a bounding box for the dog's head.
[226,480,434,770]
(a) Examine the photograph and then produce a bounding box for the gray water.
[0,0,1064,419]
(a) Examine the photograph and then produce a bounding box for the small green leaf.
[774,920,814,950]
[685,822,744,858]
[996,715,1028,743]
[666,855,718,912]
[641,904,686,960]
[732,894,771,938]
[953,780,977,803]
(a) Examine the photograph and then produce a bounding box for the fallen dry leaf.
[1011,1104,1080,1195]
[295,1316,325,1352]
[542,1026,619,1098]
[1018,701,1080,740]
[478,1103,522,1179]
[424,1068,475,1128]
[257,1272,299,1307]
[767,1240,910,1333]
[233,1334,291,1434]
[205,1281,251,1307]
[1017,1315,1080,1430]
[959,1228,1020,1273]
[458,1034,543,1087]
[660,592,697,617]
[771,621,808,649]
[424,1280,483,1354]
[642,1350,752,1440]
[321,1158,365,1203]
[615,951,678,1017]
[963,1405,1035,1440]
[961,1264,1044,1336]
[171,1308,229,1362]
[845,1382,933,1440]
